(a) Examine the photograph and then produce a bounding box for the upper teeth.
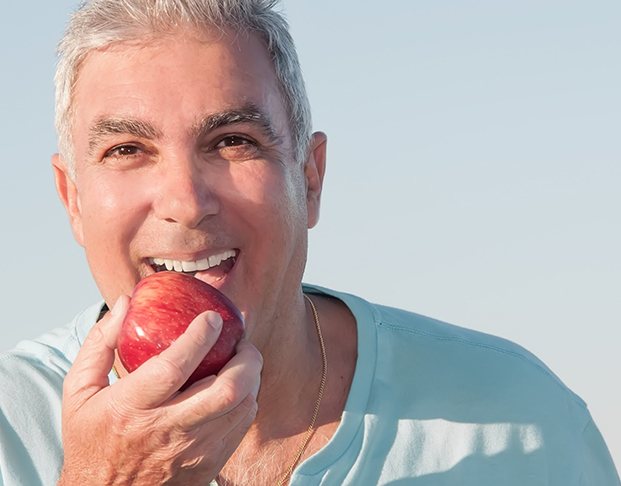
[149,250,236,273]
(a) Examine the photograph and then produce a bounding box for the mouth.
[147,249,238,286]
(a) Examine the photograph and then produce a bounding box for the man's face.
[53,30,325,334]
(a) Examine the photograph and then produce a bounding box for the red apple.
[117,271,244,389]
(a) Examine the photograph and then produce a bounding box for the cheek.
[77,175,153,300]
[79,175,150,253]
[229,164,307,230]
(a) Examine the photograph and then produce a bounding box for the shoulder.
[305,284,588,421]
[375,303,568,382]
[369,305,620,484]
[0,301,102,377]
[0,300,104,406]
[302,285,620,483]
[375,302,587,413]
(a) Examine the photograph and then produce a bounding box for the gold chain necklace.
[275,293,328,486]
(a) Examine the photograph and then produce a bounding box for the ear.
[304,132,327,229]
[52,154,85,247]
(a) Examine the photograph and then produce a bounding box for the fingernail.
[207,312,223,331]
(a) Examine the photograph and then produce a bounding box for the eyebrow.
[191,104,282,143]
[88,118,161,155]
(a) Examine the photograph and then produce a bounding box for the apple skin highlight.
[117,271,244,389]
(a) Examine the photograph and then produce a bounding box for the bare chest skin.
[216,420,341,485]
[217,295,358,485]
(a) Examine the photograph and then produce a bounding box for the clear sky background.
[1,0,619,468]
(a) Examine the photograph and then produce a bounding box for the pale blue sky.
[1,0,619,466]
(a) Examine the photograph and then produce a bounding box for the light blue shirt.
[1,284,619,485]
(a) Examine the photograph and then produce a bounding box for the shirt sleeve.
[0,352,66,486]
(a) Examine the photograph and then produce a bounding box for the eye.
[104,144,142,159]
[215,136,253,149]
[213,135,259,161]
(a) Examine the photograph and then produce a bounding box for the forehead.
[71,29,288,143]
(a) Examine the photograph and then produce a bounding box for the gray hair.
[55,0,312,176]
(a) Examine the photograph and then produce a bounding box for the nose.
[152,157,219,229]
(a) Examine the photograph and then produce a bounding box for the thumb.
[63,295,129,409]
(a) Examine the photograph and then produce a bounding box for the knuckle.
[150,354,187,387]
[214,377,244,411]
[238,342,263,369]
[109,402,160,435]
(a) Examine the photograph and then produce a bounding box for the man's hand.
[58,296,262,485]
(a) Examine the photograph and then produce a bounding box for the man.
[0,0,619,484]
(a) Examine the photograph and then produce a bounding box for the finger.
[192,393,258,468]
[118,310,223,409]
[168,340,263,428]
[64,296,129,407]
[223,340,263,400]
[219,395,259,451]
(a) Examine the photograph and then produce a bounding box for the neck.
[248,290,326,441]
